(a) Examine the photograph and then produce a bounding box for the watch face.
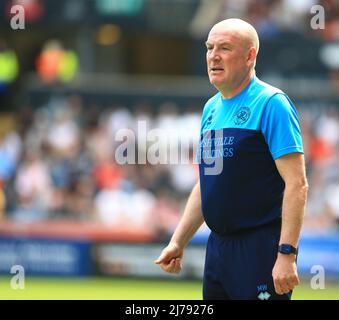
[279,244,296,254]
[281,246,291,254]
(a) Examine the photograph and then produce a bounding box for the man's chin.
[209,77,223,87]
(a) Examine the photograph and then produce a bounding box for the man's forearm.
[170,181,204,249]
[279,182,308,247]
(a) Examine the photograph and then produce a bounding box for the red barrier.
[0,220,155,242]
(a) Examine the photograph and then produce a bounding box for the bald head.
[209,19,259,53]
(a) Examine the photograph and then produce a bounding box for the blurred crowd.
[0,94,338,237]
[301,105,339,234]
[0,95,201,239]
[192,0,339,41]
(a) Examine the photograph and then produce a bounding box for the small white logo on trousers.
[258,292,271,300]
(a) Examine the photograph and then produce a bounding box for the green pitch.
[0,276,338,300]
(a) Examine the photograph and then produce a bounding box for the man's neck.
[220,69,255,99]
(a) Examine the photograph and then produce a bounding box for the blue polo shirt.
[197,76,304,235]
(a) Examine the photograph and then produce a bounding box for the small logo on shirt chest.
[206,108,216,127]
[233,106,251,125]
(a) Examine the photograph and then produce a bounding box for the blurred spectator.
[150,188,182,241]
[13,150,52,221]
[316,0,339,41]
[94,187,156,229]
[170,161,199,196]
[47,109,81,158]
[36,40,79,84]
[0,40,19,92]
[0,134,18,182]
[326,177,339,226]
[7,0,44,23]
[93,158,124,190]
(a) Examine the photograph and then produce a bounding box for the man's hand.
[154,242,184,274]
[272,254,300,295]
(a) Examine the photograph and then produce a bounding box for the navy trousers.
[203,221,292,300]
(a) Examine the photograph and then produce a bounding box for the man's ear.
[247,47,257,67]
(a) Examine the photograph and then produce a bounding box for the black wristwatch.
[278,244,298,255]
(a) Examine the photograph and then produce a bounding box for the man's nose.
[209,49,221,61]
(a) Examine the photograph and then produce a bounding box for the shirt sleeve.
[261,93,304,160]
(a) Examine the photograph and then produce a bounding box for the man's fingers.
[274,277,298,295]
[274,277,288,295]
[294,275,300,286]
[286,281,295,292]
[160,260,173,272]
[155,244,183,274]
[273,280,283,295]
[154,256,164,264]
[173,258,182,273]
[280,283,290,294]
[288,275,300,291]
[166,258,181,273]
[157,262,170,272]
[154,251,170,264]
[158,258,182,274]
[284,274,300,292]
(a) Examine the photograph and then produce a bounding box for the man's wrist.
[277,252,296,260]
[169,239,186,250]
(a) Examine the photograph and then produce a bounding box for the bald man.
[155,19,308,300]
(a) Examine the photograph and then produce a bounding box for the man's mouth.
[210,67,224,72]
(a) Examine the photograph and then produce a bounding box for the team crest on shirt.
[206,108,216,127]
[233,106,251,125]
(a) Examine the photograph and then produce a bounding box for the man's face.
[206,29,249,92]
